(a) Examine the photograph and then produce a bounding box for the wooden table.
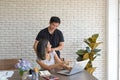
[50,70,97,80]
[9,70,97,80]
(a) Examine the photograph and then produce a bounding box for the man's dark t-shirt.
[36,28,64,58]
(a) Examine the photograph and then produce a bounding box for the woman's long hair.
[37,39,49,60]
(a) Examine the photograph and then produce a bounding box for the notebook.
[39,70,51,76]
[39,70,59,80]
[57,59,89,76]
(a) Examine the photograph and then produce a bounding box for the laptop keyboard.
[58,70,70,73]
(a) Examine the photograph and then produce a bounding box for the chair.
[0,59,19,70]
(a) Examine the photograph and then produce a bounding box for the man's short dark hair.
[49,16,61,24]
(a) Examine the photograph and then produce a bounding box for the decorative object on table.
[0,71,14,80]
[32,68,40,80]
[15,58,32,80]
[42,75,59,80]
[76,34,102,74]
[39,70,59,80]
[39,70,51,76]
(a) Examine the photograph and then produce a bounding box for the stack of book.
[39,70,59,80]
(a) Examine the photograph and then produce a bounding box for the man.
[33,16,64,58]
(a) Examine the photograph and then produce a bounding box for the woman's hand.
[64,61,72,65]
[67,66,72,71]
[55,62,64,69]
[57,62,64,66]
[56,62,72,71]
[61,63,72,71]
[60,58,72,65]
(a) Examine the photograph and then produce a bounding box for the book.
[39,70,59,80]
[39,70,51,76]
[42,75,59,80]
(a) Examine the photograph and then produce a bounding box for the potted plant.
[15,58,32,80]
[76,34,102,74]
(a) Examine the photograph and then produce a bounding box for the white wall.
[107,0,119,80]
[119,0,120,79]
[0,0,106,80]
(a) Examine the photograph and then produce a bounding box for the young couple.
[34,16,71,71]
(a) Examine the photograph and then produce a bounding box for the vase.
[21,71,28,80]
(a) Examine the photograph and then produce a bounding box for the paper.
[39,70,51,76]
[0,71,14,80]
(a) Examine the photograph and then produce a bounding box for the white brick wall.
[0,0,106,80]
[119,1,120,79]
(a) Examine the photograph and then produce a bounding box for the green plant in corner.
[76,34,102,74]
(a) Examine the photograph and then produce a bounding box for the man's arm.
[33,40,39,54]
[52,42,64,51]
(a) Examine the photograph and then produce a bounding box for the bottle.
[32,70,36,80]
[34,68,39,80]
[32,68,39,80]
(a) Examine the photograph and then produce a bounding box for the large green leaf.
[83,53,89,60]
[93,56,97,60]
[95,53,101,56]
[92,34,99,39]
[76,56,83,61]
[84,39,90,46]
[87,34,99,43]
[89,42,102,49]
[93,49,101,52]
[86,47,91,53]
[91,34,99,43]
[88,38,93,43]
[76,49,86,56]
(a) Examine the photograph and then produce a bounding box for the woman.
[36,39,71,70]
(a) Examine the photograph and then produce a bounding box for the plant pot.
[21,71,28,80]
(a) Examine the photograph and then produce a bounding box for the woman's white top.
[41,51,55,66]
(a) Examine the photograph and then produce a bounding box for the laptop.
[57,59,89,76]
